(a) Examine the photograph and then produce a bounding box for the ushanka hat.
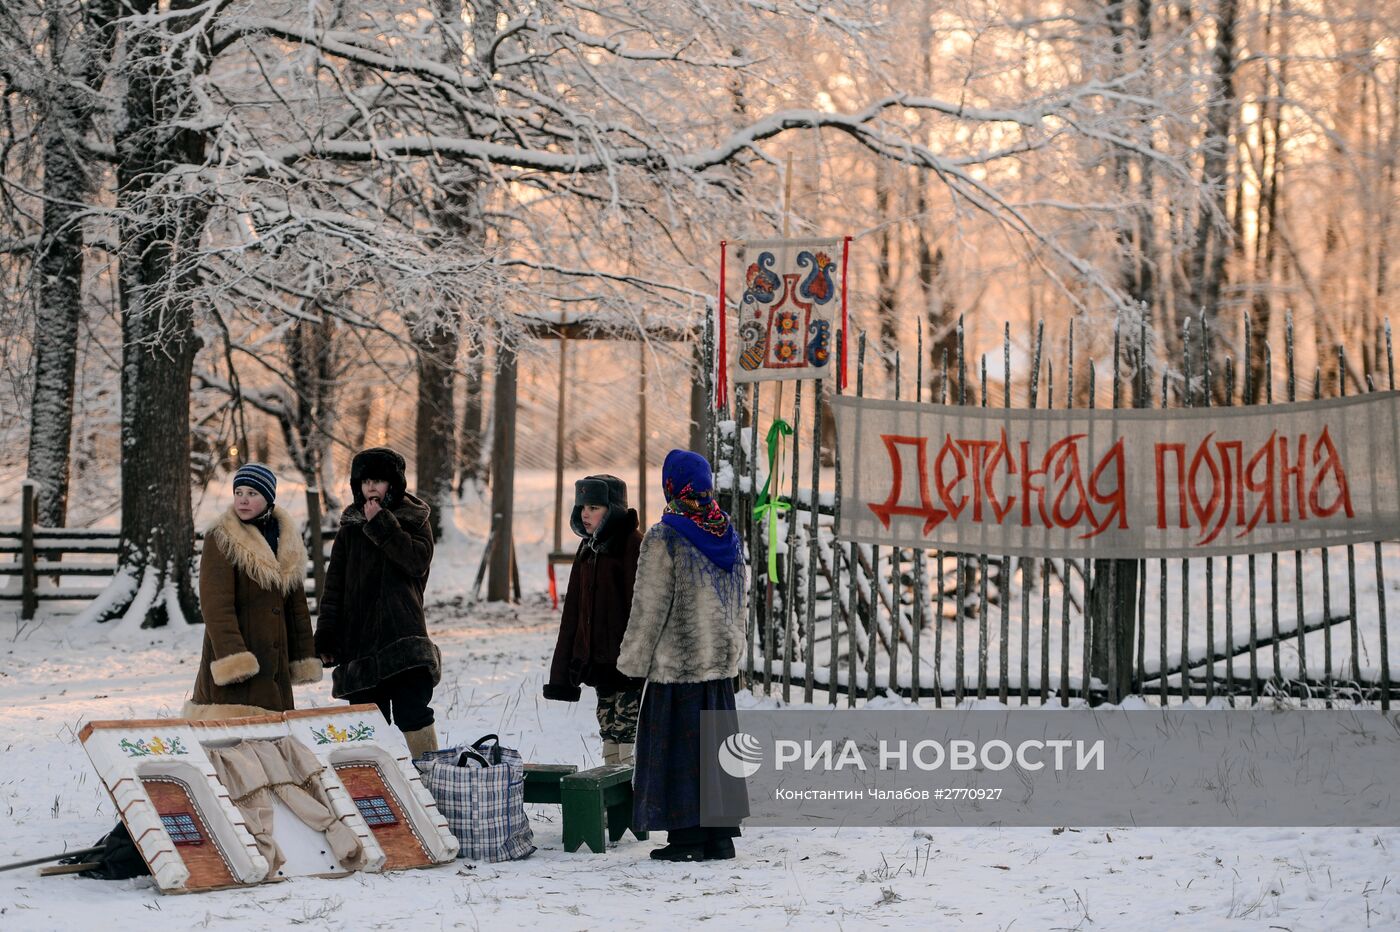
[569,475,628,539]
[350,447,408,504]
[232,463,277,506]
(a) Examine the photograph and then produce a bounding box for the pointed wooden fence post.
[306,487,325,612]
[21,481,37,621]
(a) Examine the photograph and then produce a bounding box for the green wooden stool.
[524,763,577,804]
[560,764,648,854]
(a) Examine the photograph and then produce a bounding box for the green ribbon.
[751,418,793,581]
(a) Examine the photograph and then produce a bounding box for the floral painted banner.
[833,392,1400,558]
[725,236,849,387]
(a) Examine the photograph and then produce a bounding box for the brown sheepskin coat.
[186,506,321,719]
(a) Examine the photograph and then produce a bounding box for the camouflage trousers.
[594,687,642,743]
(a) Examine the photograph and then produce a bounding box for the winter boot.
[402,724,439,760]
[614,742,635,767]
[704,837,736,861]
[602,740,619,765]
[649,843,705,862]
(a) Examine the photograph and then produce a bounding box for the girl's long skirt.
[632,678,745,837]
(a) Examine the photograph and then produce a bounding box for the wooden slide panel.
[333,764,433,870]
[141,778,238,890]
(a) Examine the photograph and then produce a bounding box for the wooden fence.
[1,483,334,619]
[6,310,1396,711]
[707,311,1398,710]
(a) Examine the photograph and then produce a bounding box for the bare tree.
[99,0,213,625]
[1184,0,1240,390]
[9,1,118,528]
[0,0,1238,621]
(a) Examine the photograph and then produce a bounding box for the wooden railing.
[1,483,334,619]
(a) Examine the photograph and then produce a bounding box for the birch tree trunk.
[1090,0,1147,701]
[457,329,486,493]
[27,1,117,528]
[916,10,958,405]
[1185,0,1239,394]
[280,311,338,514]
[875,160,898,379]
[1247,0,1287,401]
[487,327,518,602]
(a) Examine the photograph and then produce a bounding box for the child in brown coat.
[186,464,321,719]
[543,475,644,765]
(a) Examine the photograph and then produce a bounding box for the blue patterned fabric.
[658,450,741,571]
[416,735,535,861]
[632,678,745,832]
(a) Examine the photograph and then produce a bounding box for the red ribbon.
[839,235,852,390]
[716,241,728,411]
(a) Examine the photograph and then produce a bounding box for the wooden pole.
[511,537,522,601]
[782,151,794,238]
[783,380,802,702]
[638,309,649,529]
[487,331,519,602]
[21,481,37,620]
[805,378,822,704]
[0,846,104,873]
[306,487,325,610]
[763,152,796,688]
[774,150,794,434]
[847,335,867,705]
[471,528,494,600]
[691,298,711,456]
[553,312,569,555]
[690,338,709,455]
[746,383,762,690]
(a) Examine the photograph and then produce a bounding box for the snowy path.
[1,597,1397,931]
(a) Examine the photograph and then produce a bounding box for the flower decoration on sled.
[311,721,377,744]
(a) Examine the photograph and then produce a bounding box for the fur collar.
[207,506,307,594]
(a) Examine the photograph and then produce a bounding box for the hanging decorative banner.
[721,236,850,391]
[833,392,1400,559]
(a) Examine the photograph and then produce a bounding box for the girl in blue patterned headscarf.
[617,449,748,863]
[659,451,742,571]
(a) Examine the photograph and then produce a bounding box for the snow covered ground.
[2,493,1399,930]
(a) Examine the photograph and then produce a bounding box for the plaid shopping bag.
[415,734,535,862]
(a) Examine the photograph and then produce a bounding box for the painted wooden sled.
[78,705,457,893]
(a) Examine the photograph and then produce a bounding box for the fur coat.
[616,523,747,684]
[187,506,321,719]
[313,492,440,697]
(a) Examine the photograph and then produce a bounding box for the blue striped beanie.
[232,463,277,506]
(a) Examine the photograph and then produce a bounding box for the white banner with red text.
[832,392,1400,558]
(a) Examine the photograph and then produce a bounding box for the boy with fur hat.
[543,475,645,766]
[187,463,321,719]
[314,447,442,759]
